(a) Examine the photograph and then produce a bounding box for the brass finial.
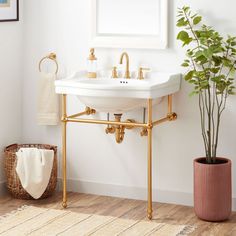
[88,48,97,60]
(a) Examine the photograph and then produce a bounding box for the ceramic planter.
[194,157,231,221]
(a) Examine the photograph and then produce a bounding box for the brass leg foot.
[62,201,67,208]
[147,211,153,220]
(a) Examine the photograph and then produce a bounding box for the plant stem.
[211,82,216,158]
[214,107,221,163]
[207,87,212,161]
[199,92,208,158]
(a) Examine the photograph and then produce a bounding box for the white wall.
[22,0,236,208]
[0,2,23,191]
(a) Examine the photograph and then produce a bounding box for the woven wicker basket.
[4,144,57,200]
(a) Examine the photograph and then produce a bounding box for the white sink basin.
[55,71,181,113]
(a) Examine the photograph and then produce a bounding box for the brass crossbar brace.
[66,117,148,128]
[61,94,177,220]
[67,107,96,119]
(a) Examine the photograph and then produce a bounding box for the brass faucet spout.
[119,52,131,79]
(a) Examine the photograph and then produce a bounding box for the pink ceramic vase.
[194,157,231,222]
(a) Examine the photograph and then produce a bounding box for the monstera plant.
[177,6,235,221]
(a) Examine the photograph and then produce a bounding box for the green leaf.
[181,62,189,67]
[177,30,193,46]
[211,75,226,83]
[183,38,193,46]
[210,68,219,74]
[211,77,219,82]
[202,48,213,59]
[195,55,208,64]
[183,6,190,12]
[200,80,209,87]
[223,59,232,67]
[193,16,202,25]
[210,45,224,54]
[177,31,189,41]
[212,56,221,66]
[176,17,188,27]
[184,71,194,81]
[189,79,197,84]
[195,50,203,58]
[187,49,193,56]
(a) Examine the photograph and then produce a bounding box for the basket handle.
[49,145,57,153]
[4,143,57,153]
[4,143,18,153]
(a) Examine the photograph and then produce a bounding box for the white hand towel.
[16,148,54,199]
[37,72,59,125]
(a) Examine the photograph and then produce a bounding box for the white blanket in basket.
[16,148,54,199]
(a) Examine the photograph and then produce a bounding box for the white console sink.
[55,70,181,113]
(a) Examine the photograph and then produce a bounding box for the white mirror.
[90,0,168,49]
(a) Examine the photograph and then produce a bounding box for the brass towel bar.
[39,53,58,74]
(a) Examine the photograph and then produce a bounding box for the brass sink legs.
[147,99,153,220]
[61,94,177,220]
[62,94,67,209]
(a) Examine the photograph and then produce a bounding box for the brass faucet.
[119,52,130,79]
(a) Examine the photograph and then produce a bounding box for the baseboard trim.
[58,178,236,211]
[0,181,7,196]
[1,178,235,211]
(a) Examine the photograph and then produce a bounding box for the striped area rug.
[0,206,195,235]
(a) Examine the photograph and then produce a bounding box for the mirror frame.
[89,0,168,49]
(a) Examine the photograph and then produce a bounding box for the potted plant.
[177,6,235,221]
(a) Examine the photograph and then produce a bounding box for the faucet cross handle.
[138,67,150,80]
[111,66,118,78]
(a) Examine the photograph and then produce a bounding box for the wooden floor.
[0,192,235,235]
